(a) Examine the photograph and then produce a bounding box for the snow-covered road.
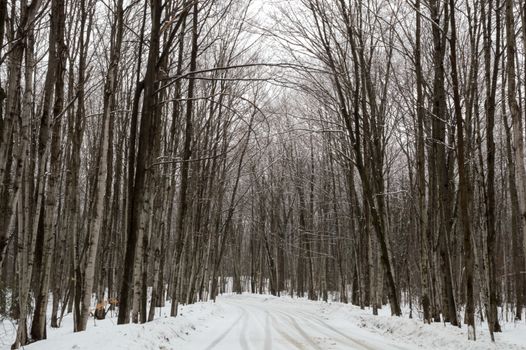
[183,295,407,350]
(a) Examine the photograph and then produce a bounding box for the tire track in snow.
[296,310,371,350]
[230,298,303,350]
[268,312,306,349]
[238,298,325,350]
[271,306,369,350]
[238,306,250,350]
[240,298,373,349]
[224,298,271,350]
[274,309,323,350]
[295,309,406,350]
[203,306,245,350]
[219,296,407,350]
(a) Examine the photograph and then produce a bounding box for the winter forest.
[0,0,525,349]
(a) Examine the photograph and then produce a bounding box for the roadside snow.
[1,302,221,350]
[352,308,526,350]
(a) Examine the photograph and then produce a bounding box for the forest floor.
[1,294,525,349]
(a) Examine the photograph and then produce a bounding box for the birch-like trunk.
[77,0,123,332]
[505,0,526,292]
[31,0,66,338]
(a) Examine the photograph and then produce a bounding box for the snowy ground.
[1,294,525,349]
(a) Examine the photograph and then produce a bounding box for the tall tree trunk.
[78,0,124,332]
[118,0,161,324]
[450,0,475,339]
[482,0,502,338]
[173,0,198,308]
[31,0,66,339]
[415,0,431,324]
[505,0,526,298]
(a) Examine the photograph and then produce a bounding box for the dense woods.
[0,0,525,347]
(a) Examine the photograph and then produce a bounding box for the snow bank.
[355,313,526,349]
[1,301,221,350]
[311,300,526,350]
